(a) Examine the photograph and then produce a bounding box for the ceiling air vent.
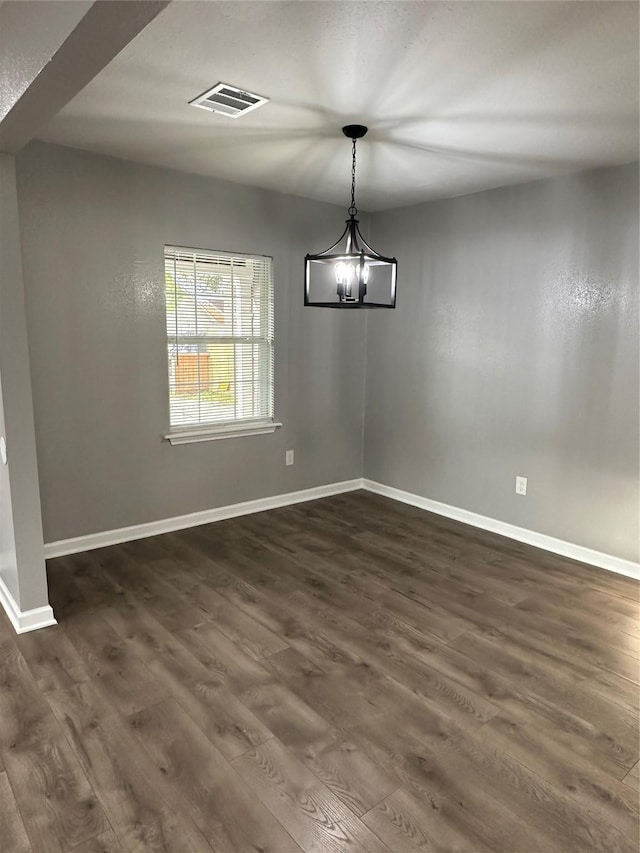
[189,83,268,118]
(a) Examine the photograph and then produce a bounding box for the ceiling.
[37,1,639,211]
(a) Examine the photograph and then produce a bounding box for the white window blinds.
[164,246,274,431]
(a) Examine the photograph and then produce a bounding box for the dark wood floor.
[1,491,638,853]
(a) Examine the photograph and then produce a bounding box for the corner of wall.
[0,153,52,625]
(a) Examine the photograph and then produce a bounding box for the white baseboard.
[363,479,640,581]
[43,476,639,582]
[0,575,57,634]
[43,479,364,559]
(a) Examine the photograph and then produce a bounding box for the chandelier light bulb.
[335,262,352,286]
[335,261,370,287]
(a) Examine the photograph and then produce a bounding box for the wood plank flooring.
[1,491,638,852]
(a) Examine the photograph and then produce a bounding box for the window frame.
[162,244,281,445]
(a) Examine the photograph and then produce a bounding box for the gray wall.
[15,143,639,564]
[365,163,639,562]
[16,142,366,543]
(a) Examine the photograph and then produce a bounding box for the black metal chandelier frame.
[304,125,397,309]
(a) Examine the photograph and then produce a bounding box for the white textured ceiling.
[37,0,639,211]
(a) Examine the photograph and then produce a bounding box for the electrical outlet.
[515,476,527,495]
[285,450,294,466]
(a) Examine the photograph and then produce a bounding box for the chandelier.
[304,125,397,308]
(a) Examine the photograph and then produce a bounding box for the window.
[164,246,279,444]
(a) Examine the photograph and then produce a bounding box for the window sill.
[164,420,282,446]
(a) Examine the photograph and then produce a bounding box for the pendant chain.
[348,138,358,217]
